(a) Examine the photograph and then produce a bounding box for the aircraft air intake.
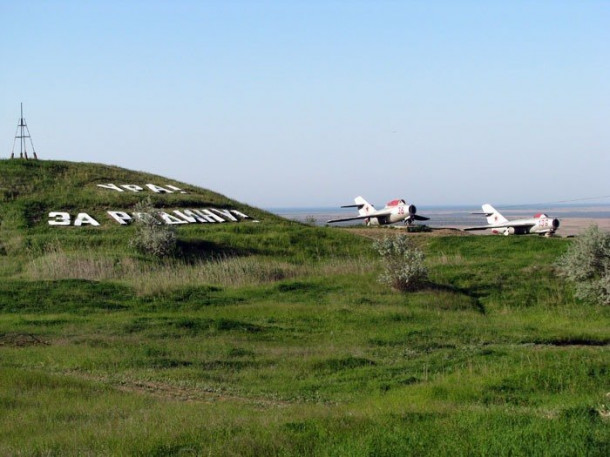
[552,219,560,229]
[408,205,417,215]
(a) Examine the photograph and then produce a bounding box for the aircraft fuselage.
[490,215,560,236]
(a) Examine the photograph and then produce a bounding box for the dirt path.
[66,371,297,408]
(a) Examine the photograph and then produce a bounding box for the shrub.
[129,198,177,257]
[556,225,610,305]
[373,234,428,292]
[304,215,317,226]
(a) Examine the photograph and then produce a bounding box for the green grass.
[0,160,608,455]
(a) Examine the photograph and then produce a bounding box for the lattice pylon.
[10,103,38,160]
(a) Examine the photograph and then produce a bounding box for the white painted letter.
[230,209,251,220]
[166,185,187,194]
[211,208,238,222]
[146,184,173,193]
[159,212,188,225]
[121,184,144,192]
[97,183,124,192]
[48,212,71,226]
[187,209,216,223]
[173,210,206,223]
[200,209,226,223]
[107,211,133,225]
[74,213,100,227]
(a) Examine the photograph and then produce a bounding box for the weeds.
[129,197,177,257]
[556,224,610,305]
[374,234,428,292]
[27,244,375,294]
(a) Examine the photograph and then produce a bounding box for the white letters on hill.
[96,183,188,193]
[47,182,256,227]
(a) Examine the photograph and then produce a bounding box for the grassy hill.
[0,160,608,456]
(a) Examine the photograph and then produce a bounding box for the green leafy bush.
[556,225,610,305]
[129,198,177,257]
[373,234,428,292]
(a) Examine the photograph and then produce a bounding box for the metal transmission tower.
[10,103,38,160]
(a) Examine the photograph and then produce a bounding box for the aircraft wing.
[327,208,393,224]
[463,225,493,231]
[464,221,535,231]
[413,215,430,221]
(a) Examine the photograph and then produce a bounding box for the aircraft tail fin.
[480,204,508,225]
[352,196,375,217]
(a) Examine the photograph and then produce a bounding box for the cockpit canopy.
[386,199,406,207]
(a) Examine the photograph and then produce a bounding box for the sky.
[1,1,609,208]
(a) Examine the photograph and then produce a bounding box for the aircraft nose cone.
[552,218,560,229]
[408,204,417,215]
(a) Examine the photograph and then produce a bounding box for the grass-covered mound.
[0,160,608,456]
[0,159,369,288]
[0,159,275,235]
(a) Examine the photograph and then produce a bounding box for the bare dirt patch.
[0,333,49,347]
[67,371,295,408]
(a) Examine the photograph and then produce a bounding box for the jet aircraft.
[327,196,429,226]
[464,204,560,236]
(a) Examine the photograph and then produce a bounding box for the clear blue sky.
[2,1,609,208]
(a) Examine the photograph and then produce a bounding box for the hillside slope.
[0,159,274,229]
[0,158,370,282]
[0,160,608,456]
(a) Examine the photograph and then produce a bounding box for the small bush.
[129,197,177,257]
[555,225,610,305]
[373,234,428,292]
[303,215,317,225]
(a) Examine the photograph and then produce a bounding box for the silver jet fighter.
[465,204,560,236]
[327,196,429,226]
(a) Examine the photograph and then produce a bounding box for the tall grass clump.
[129,197,177,257]
[373,234,428,292]
[27,248,374,294]
[556,225,610,305]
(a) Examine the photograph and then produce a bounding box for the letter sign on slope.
[48,212,71,226]
[74,213,100,226]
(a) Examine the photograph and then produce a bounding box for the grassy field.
[0,161,608,456]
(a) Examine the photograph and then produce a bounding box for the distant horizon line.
[265,202,610,211]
